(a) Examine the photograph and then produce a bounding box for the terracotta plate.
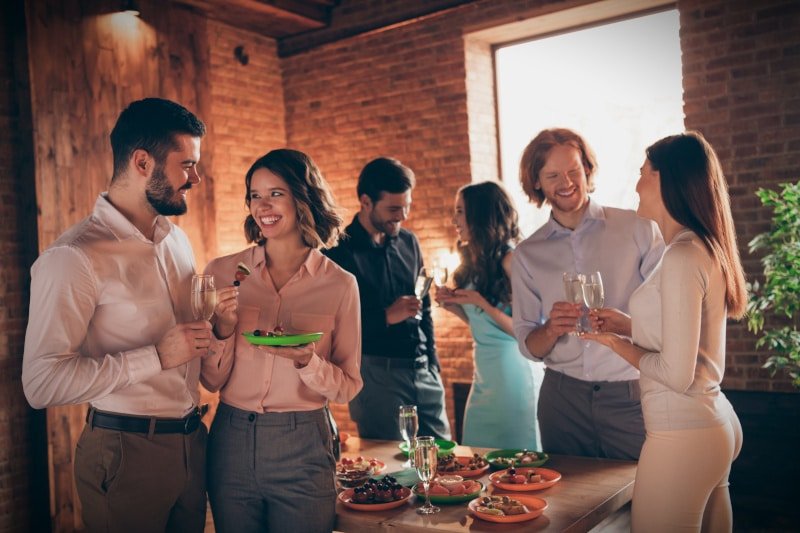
[489,467,562,491]
[338,487,412,511]
[469,494,548,523]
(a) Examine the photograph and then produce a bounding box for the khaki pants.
[74,422,207,533]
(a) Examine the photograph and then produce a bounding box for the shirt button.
[593,385,601,392]
[248,413,256,422]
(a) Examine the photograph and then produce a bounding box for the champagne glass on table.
[414,436,440,515]
[563,272,586,334]
[398,405,418,467]
[414,267,434,320]
[582,271,605,332]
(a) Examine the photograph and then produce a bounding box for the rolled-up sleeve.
[22,246,161,409]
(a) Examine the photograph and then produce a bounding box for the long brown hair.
[519,128,597,207]
[646,131,747,318]
[243,149,343,249]
[452,181,520,307]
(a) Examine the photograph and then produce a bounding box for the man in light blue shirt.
[511,128,664,460]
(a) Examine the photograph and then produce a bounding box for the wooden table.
[335,438,636,532]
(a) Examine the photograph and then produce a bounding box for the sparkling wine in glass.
[398,405,418,467]
[191,274,217,321]
[414,436,440,515]
[414,267,434,320]
[582,272,605,332]
[563,272,586,334]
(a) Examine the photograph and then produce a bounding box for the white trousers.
[632,410,743,533]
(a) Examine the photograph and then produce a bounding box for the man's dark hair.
[356,157,415,203]
[110,98,206,180]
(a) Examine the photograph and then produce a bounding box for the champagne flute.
[398,405,418,468]
[414,436,440,515]
[191,274,217,321]
[414,267,434,320]
[582,272,605,332]
[563,272,586,334]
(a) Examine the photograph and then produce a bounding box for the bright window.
[496,9,684,235]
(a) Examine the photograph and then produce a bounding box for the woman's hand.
[588,307,632,336]
[260,343,316,368]
[213,286,239,339]
[433,285,457,306]
[580,330,625,349]
[437,288,488,310]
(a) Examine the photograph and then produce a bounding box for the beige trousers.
[74,422,207,533]
[632,410,743,533]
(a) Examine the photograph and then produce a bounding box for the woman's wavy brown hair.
[243,149,343,249]
[646,131,747,318]
[452,181,521,307]
[519,128,598,207]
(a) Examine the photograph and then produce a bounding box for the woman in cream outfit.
[584,131,745,532]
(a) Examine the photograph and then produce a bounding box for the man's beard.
[369,210,401,237]
[145,164,189,216]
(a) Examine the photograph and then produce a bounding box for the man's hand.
[386,295,421,325]
[213,286,239,339]
[545,301,582,337]
[155,321,212,369]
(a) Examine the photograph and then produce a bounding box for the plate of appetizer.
[489,467,561,491]
[412,478,483,504]
[242,328,323,347]
[436,453,490,478]
[337,456,386,476]
[338,475,412,511]
[398,439,456,458]
[484,448,549,470]
[469,494,548,523]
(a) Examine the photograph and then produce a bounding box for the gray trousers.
[349,355,452,441]
[538,368,645,460]
[207,403,336,533]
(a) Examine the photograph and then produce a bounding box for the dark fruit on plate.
[253,329,262,336]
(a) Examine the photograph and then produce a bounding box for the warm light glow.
[90,12,153,51]
[434,250,462,279]
[496,9,684,236]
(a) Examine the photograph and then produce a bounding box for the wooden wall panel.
[25,0,217,529]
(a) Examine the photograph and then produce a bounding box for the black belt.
[362,355,428,370]
[87,405,208,435]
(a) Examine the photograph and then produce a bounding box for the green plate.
[413,480,484,504]
[484,449,549,470]
[242,331,323,346]
[399,439,456,458]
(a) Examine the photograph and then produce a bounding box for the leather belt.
[87,405,208,435]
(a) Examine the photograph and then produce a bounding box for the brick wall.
[207,20,287,260]
[679,0,800,391]
[0,1,48,531]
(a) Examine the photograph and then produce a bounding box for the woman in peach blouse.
[201,149,362,533]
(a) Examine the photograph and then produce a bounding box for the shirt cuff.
[124,346,163,383]
[295,353,321,374]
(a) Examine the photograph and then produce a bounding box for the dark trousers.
[207,403,336,533]
[538,368,645,460]
[74,421,207,533]
[349,355,452,441]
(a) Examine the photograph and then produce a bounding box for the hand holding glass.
[563,272,586,333]
[191,275,217,321]
[398,405,418,467]
[414,268,434,320]
[582,272,605,332]
[414,436,440,515]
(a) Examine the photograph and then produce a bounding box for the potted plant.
[746,180,800,388]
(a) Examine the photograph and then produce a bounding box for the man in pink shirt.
[23,98,211,532]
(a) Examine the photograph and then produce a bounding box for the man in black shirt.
[325,157,451,440]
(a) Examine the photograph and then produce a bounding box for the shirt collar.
[247,245,325,277]
[542,197,605,238]
[348,215,390,249]
[94,193,171,244]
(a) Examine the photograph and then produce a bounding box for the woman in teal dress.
[435,182,544,450]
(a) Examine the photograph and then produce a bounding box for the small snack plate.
[242,331,323,347]
[338,487,412,511]
[469,494,548,523]
[484,449,549,470]
[398,439,456,457]
[336,457,386,475]
[437,455,490,478]
[412,480,484,504]
[489,467,562,491]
